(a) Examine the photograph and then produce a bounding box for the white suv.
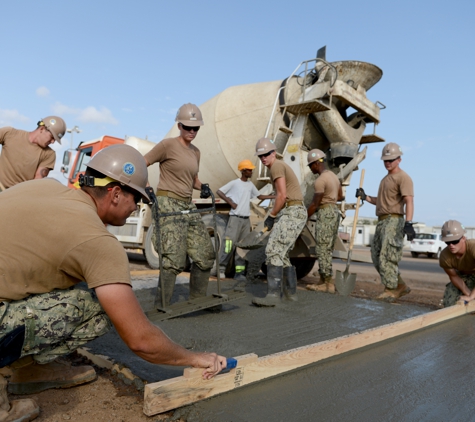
[410,233,445,259]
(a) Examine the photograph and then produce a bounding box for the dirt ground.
[21,249,447,421]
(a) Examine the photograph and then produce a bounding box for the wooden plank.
[143,301,475,416]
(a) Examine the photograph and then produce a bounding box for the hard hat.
[255,137,276,156]
[238,159,256,171]
[441,220,466,242]
[86,144,150,201]
[39,116,66,144]
[381,142,403,160]
[307,149,326,165]
[175,103,204,126]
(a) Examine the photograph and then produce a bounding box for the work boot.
[189,263,210,299]
[252,264,282,307]
[376,278,411,303]
[5,356,96,395]
[283,266,298,301]
[306,274,330,293]
[0,375,39,422]
[155,269,176,308]
[325,276,336,294]
[233,272,247,283]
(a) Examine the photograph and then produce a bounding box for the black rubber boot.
[155,269,177,308]
[283,266,298,301]
[252,264,282,307]
[189,263,210,299]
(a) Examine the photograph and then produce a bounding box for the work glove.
[355,188,367,204]
[404,221,416,241]
[264,215,275,231]
[200,183,212,199]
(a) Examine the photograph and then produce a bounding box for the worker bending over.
[0,145,225,422]
[306,149,343,294]
[356,142,415,302]
[215,159,272,282]
[0,116,66,190]
[252,138,307,307]
[144,103,215,307]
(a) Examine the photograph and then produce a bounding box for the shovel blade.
[335,270,357,296]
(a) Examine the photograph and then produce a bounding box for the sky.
[1,0,474,227]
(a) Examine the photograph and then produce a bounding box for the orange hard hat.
[238,159,256,171]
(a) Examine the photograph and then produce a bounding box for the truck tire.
[143,225,160,269]
[411,252,419,258]
[201,214,229,275]
[261,258,316,280]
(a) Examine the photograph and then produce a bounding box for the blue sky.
[1,0,474,226]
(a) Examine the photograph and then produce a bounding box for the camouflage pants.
[371,216,404,289]
[153,196,215,274]
[315,205,340,278]
[266,205,307,268]
[218,216,250,273]
[0,285,111,364]
[443,273,475,307]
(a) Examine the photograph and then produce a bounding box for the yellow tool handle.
[349,169,365,252]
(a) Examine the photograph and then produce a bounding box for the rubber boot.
[0,375,39,422]
[190,264,222,312]
[252,265,282,307]
[283,266,298,301]
[4,356,96,395]
[155,269,176,308]
[306,274,328,292]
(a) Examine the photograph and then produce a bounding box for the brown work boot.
[0,374,39,422]
[306,275,335,294]
[5,356,96,395]
[376,281,411,303]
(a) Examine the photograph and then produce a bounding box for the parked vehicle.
[410,233,445,259]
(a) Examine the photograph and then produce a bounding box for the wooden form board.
[143,301,475,416]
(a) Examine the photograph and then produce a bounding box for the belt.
[378,214,404,221]
[285,200,304,207]
[156,190,191,203]
[318,203,337,210]
[230,215,249,219]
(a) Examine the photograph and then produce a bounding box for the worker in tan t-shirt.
[144,103,215,308]
[438,220,475,307]
[251,138,307,307]
[356,142,415,302]
[305,149,343,294]
[0,116,66,190]
[0,144,226,422]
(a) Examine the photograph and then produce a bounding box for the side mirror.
[62,150,71,166]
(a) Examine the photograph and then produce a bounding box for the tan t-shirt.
[144,137,200,198]
[314,170,340,206]
[439,239,475,275]
[270,160,303,201]
[0,179,131,301]
[0,127,56,189]
[375,169,414,216]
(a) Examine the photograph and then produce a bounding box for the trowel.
[335,169,365,296]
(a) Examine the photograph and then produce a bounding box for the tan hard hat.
[307,149,326,165]
[255,137,276,156]
[39,116,66,144]
[238,159,256,171]
[441,220,466,242]
[381,142,403,160]
[175,103,204,126]
[86,144,150,201]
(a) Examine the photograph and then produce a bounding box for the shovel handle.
[349,169,365,252]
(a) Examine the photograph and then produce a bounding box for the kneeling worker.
[252,138,307,307]
[305,149,343,294]
[0,145,226,421]
[438,220,475,306]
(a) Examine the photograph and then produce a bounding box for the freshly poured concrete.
[86,277,475,421]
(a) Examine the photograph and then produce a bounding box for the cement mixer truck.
[63,47,385,279]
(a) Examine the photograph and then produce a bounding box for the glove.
[404,221,416,241]
[200,183,212,199]
[264,215,275,231]
[355,188,367,203]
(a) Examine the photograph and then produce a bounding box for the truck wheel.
[411,252,419,258]
[261,258,316,280]
[143,225,160,269]
[201,214,228,276]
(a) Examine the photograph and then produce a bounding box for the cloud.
[36,86,50,97]
[51,102,118,125]
[0,109,29,126]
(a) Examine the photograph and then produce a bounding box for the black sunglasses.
[180,124,200,132]
[121,187,142,204]
[384,157,400,163]
[445,238,462,246]
[258,150,274,158]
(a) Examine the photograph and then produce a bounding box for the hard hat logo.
[123,163,135,176]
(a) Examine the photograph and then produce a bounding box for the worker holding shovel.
[305,149,344,294]
[356,142,415,302]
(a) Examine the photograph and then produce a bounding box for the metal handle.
[349,170,365,252]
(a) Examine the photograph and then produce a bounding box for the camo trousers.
[315,205,340,278]
[218,216,250,273]
[0,285,111,364]
[371,216,404,289]
[266,205,307,268]
[443,273,475,307]
[153,196,215,274]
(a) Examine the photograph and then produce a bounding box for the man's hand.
[264,215,275,231]
[404,221,416,241]
[355,188,366,202]
[194,352,227,380]
[200,183,212,199]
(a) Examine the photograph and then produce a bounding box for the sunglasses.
[180,124,200,132]
[445,238,462,246]
[258,150,274,158]
[384,157,399,163]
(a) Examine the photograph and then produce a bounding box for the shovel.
[335,169,365,296]
[236,223,270,250]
